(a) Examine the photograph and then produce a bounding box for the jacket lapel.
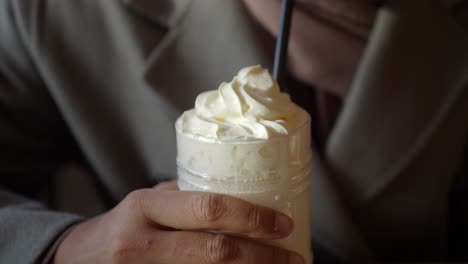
[311,152,377,262]
[326,0,468,207]
[141,0,273,112]
[122,0,192,29]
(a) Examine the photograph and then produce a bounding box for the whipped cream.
[177,65,307,142]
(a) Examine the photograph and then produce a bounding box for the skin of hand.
[53,182,305,264]
[243,0,378,96]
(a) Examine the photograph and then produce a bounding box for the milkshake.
[176,65,312,263]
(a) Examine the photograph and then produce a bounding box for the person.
[0,0,467,263]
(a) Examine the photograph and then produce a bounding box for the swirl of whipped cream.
[178,65,307,142]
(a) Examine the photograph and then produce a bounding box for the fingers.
[152,231,305,264]
[134,189,293,239]
[153,181,178,191]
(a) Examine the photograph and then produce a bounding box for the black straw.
[273,0,295,89]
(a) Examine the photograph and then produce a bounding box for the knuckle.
[110,235,155,263]
[246,206,262,230]
[121,189,152,214]
[109,236,133,263]
[192,193,226,223]
[117,189,152,221]
[205,234,239,263]
[110,249,129,264]
[123,190,143,209]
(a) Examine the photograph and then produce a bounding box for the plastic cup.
[175,116,313,262]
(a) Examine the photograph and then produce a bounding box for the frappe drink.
[175,65,312,262]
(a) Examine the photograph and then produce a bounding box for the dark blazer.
[0,0,467,263]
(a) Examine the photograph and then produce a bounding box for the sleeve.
[0,189,83,263]
[0,1,84,263]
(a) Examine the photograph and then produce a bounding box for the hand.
[243,0,379,95]
[53,181,304,264]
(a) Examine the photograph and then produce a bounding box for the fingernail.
[289,253,305,264]
[274,214,293,235]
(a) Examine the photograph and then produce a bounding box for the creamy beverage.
[176,65,312,263]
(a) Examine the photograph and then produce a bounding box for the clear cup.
[176,118,312,263]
